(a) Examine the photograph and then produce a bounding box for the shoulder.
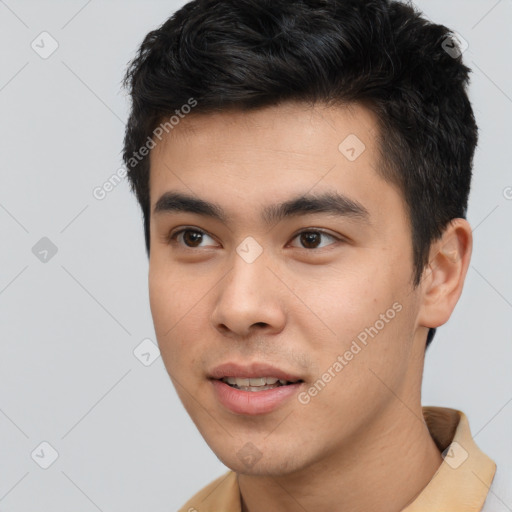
[481,464,512,512]
[178,470,240,512]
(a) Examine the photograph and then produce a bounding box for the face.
[148,101,427,476]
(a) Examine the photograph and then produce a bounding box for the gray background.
[0,0,511,510]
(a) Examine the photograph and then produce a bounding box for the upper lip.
[209,362,303,382]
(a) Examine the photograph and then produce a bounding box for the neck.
[238,404,443,512]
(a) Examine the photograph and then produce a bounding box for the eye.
[168,228,218,248]
[288,229,341,249]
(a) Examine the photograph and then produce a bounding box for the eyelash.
[167,227,343,250]
[167,228,208,247]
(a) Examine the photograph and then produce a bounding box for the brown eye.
[169,228,218,248]
[300,232,321,249]
[289,230,339,249]
[182,230,203,247]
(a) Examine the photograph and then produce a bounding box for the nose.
[210,251,287,339]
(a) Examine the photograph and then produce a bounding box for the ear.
[416,218,473,329]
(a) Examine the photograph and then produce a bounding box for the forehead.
[151,100,378,163]
[148,101,405,228]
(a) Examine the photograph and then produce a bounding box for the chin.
[212,443,309,477]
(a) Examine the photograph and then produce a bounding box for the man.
[122,0,509,510]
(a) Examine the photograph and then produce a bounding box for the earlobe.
[417,218,473,329]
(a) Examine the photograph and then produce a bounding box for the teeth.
[222,376,282,387]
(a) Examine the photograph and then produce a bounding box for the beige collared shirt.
[179,406,497,512]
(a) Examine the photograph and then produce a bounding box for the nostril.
[218,324,230,333]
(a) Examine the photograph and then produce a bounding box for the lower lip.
[211,379,303,415]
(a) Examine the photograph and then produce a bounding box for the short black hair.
[122,0,478,349]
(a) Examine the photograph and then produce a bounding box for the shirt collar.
[179,406,496,512]
[402,406,496,511]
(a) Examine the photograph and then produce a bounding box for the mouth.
[218,376,304,392]
[208,362,306,414]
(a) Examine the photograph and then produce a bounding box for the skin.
[148,100,472,512]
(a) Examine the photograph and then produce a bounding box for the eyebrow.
[153,191,371,226]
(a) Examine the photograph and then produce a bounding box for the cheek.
[148,267,177,336]
[298,261,413,370]
[149,265,199,365]
[296,265,381,340]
